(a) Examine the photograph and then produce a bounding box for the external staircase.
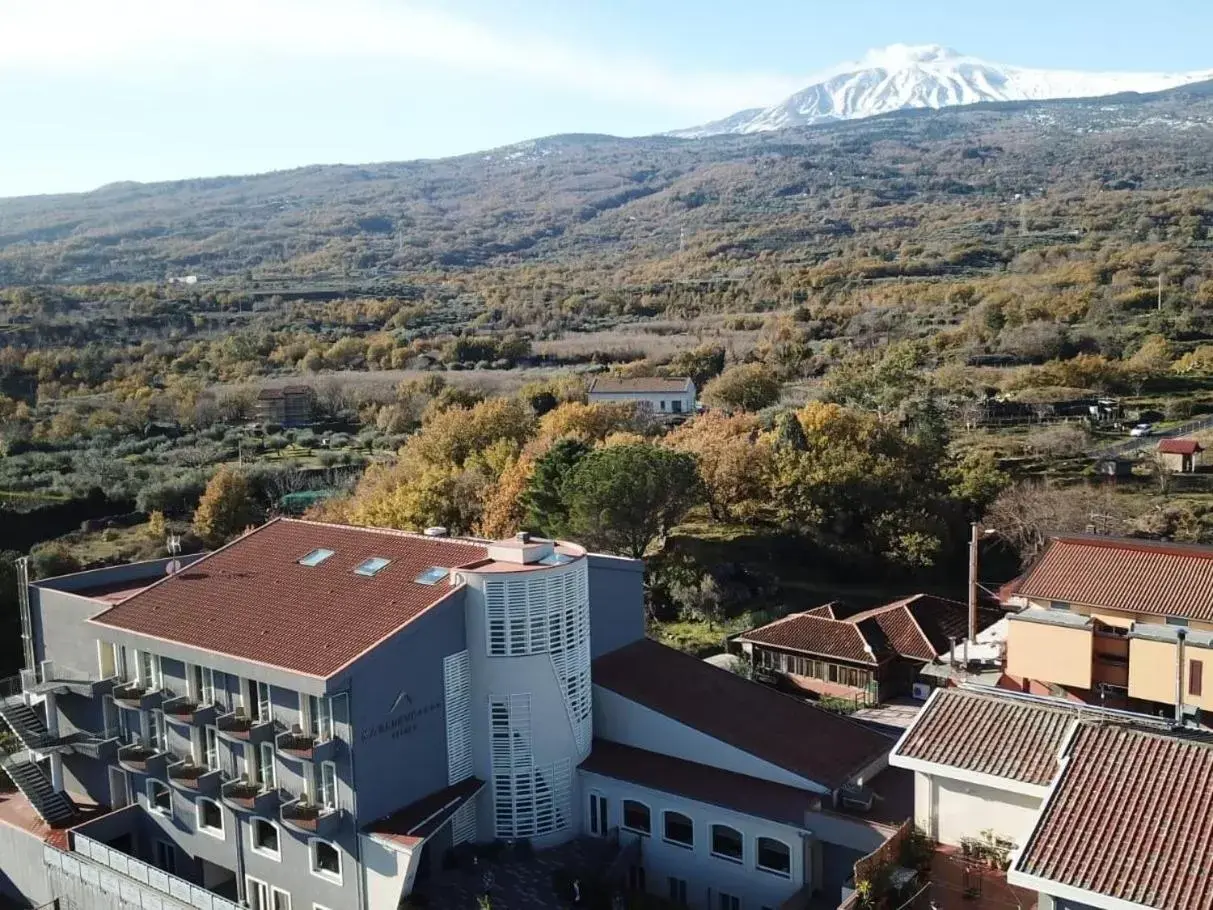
[0,747,77,826]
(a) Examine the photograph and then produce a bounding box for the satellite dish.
[165,559,182,576]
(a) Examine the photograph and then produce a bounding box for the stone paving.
[416,837,622,910]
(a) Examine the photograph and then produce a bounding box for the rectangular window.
[259,742,277,789]
[319,761,337,811]
[671,400,683,414]
[354,557,391,577]
[248,681,272,723]
[148,711,167,753]
[154,841,176,876]
[307,695,334,741]
[668,878,687,906]
[246,878,269,910]
[1191,659,1204,697]
[1168,616,1190,627]
[1050,601,1071,611]
[271,889,291,910]
[200,668,216,706]
[138,651,161,689]
[204,726,220,771]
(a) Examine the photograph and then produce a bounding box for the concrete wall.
[30,587,111,679]
[1128,637,1213,709]
[0,819,54,905]
[1006,620,1092,690]
[580,770,806,910]
[587,554,645,659]
[593,687,831,794]
[588,388,696,414]
[916,773,1041,848]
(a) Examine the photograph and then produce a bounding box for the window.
[115,644,132,682]
[246,878,269,910]
[1191,659,1204,697]
[415,566,449,585]
[668,878,687,906]
[663,811,694,848]
[310,839,341,882]
[319,761,337,811]
[271,889,290,910]
[200,668,216,706]
[147,780,172,816]
[711,824,743,863]
[138,651,161,689]
[718,894,740,910]
[1049,601,1071,611]
[622,800,651,835]
[250,818,281,859]
[258,742,277,789]
[197,797,224,838]
[628,865,646,892]
[1168,616,1190,627]
[659,400,667,411]
[204,726,220,771]
[248,680,272,723]
[299,548,335,567]
[671,400,683,414]
[307,695,334,741]
[148,711,167,754]
[757,837,791,876]
[154,841,176,876]
[354,556,391,577]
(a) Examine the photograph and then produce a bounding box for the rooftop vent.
[414,567,450,586]
[354,557,392,577]
[538,552,572,567]
[516,532,531,544]
[299,548,335,567]
[424,527,449,538]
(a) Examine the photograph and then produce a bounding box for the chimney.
[1175,627,1188,727]
[516,531,531,544]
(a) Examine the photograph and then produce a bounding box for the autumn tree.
[665,412,772,521]
[193,466,259,545]
[702,363,782,412]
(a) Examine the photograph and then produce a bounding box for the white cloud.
[0,0,801,117]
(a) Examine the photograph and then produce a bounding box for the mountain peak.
[861,44,963,68]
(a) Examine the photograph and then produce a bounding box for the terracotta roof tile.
[1157,437,1203,455]
[581,739,821,827]
[1017,535,1213,621]
[588,377,692,394]
[1016,724,1213,909]
[893,688,1077,785]
[737,612,884,664]
[91,519,487,677]
[365,778,484,849]
[592,639,890,790]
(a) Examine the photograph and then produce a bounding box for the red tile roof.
[804,603,841,619]
[893,688,1078,786]
[1016,723,1213,909]
[588,377,693,394]
[365,778,484,849]
[1158,437,1203,455]
[592,639,890,790]
[581,739,822,828]
[91,519,487,677]
[1016,535,1213,622]
[737,612,885,664]
[741,595,1001,665]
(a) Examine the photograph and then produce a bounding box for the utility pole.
[968,523,998,643]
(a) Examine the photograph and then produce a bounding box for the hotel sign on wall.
[359,691,443,743]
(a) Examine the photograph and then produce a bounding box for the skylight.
[298,548,335,567]
[414,567,450,586]
[354,557,392,577]
[538,552,573,567]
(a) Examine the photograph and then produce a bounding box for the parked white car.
[1130,423,1154,437]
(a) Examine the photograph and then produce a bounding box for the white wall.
[0,820,54,906]
[918,773,1042,848]
[593,687,830,794]
[360,835,411,910]
[588,388,696,414]
[579,770,805,910]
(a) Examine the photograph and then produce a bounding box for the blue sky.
[2,0,1211,198]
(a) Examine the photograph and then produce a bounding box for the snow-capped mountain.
[672,44,1213,137]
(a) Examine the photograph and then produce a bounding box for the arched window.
[663,811,693,848]
[622,800,650,835]
[196,797,224,837]
[757,837,791,876]
[710,824,743,862]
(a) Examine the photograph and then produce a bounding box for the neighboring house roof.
[1015,723,1213,909]
[740,594,1001,665]
[592,638,890,790]
[737,611,886,664]
[366,778,485,850]
[893,687,1079,786]
[1158,437,1203,455]
[804,602,842,619]
[256,385,314,400]
[1015,534,1213,622]
[91,519,488,678]
[581,739,821,828]
[588,377,693,395]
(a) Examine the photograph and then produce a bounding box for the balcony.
[116,743,168,776]
[215,708,275,745]
[276,727,339,763]
[167,760,224,797]
[64,728,122,762]
[1093,631,1131,688]
[111,682,163,711]
[161,694,218,727]
[221,777,281,815]
[20,665,116,699]
[280,795,340,837]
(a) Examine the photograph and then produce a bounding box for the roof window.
[538,552,573,567]
[354,557,392,577]
[414,567,449,586]
[299,548,335,567]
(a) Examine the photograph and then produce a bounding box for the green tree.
[522,437,590,536]
[193,466,259,545]
[702,363,782,412]
[771,410,808,452]
[666,344,727,388]
[561,444,700,558]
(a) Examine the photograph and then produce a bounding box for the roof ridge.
[896,600,938,656]
[282,517,489,547]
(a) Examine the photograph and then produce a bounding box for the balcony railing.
[112,681,164,711]
[20,663,115,698]
[221,777,281,815]
[275,727,339,763]
[280,795,340,837]
[117,742,168,776]
[162,695,218,727]
[214,708,275,744]
[167,760,224,797]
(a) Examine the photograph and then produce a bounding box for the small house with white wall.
[588,377,696,417]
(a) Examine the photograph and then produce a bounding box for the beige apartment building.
[1003,534,1213,716]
